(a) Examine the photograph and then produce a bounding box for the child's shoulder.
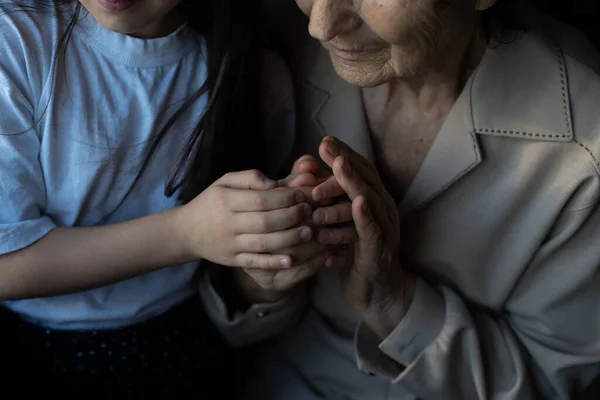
[0,2,71,97]
[0,3,70,73]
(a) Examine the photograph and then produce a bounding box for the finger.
[334,156,397,222]
[297,187,324,208]
[237,226,313,253]
[312,202,353,225]
[234,203,312,234]
[269,185,321,208]
[281,251,329,284]
[233,253,293,269]
[215,169,278,190]
[325,255,348,268]
[331,156,376,202]
[319,137,369,172]
[316,170,333,184]
[272,186,323,208]
[312,175,347,202]
[227,187,305,212]
[247,251,329,290]
[353,195,382,251]
[318,226,358,245]
[278,240,332,262]
[291,155,319,175]
[319,137,380,187]
[279,173,318,189]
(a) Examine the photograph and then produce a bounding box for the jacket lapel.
[398,87,481,214]
[296,39,374,162]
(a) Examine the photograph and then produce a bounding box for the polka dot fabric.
[9,298,235,399]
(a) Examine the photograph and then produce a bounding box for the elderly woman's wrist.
[363,271,417,340]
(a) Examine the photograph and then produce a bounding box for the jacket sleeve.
[198,269,308,347]
[355,201,600,399]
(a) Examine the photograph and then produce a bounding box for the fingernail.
[313,209,327,224]
[280,258,290,267]
[325,138,340,156]
[300,227,312,240]
[342,158,351,174]
[264,178,276,186]
[303,203,312,219]
[295,191,305,203]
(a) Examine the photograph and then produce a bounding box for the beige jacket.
[201,14,600,400]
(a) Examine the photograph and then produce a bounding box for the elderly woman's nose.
[308,0,358,42]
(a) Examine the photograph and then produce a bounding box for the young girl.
[0,0,308,397]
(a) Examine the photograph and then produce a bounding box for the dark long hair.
[3,0,265,204]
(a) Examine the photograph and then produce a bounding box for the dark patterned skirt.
[1,297,235,399]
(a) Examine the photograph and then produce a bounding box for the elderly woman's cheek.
[360,6,416,45]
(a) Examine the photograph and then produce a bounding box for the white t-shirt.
[0,5,214,330]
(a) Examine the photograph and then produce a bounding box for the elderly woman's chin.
[327,48,421,88]
[327,54,392,88]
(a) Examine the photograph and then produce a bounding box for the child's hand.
[178,169,313,269]
[239,156,339,294]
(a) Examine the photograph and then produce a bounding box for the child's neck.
[128,9,186,39]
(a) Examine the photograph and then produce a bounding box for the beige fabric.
[201,14,600,400]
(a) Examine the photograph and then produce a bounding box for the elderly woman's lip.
[328,44,380,61]
[330,44,375,53]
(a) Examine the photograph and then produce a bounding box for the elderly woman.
[201,0,600,399]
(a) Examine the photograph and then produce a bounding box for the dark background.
[531,0,599,45]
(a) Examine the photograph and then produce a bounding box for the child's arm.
[0,170,312,301]
[0,208,188,300]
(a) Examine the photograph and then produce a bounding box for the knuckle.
[253,238,269,252]
[214,188,228,208]
[245,256,258,269]
[255,215,269,232]
[254,192,268,209]
[249,169,263,181]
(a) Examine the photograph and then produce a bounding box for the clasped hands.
[186,136,415,337]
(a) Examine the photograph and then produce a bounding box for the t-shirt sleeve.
[0,74,56,255]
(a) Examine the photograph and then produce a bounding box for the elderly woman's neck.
[380,25,487,112]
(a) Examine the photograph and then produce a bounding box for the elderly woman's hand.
[312,136,416,338]
[238,156,339,297]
